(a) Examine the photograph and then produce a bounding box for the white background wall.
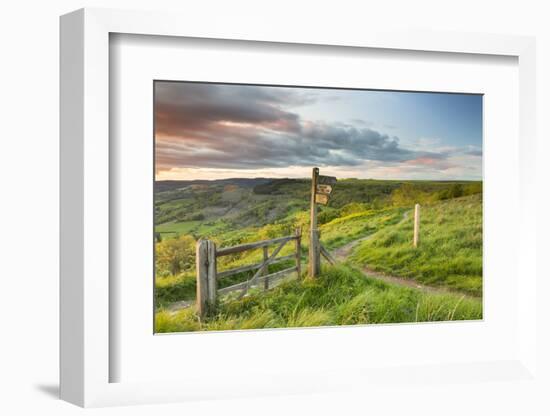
[0,1,548,414]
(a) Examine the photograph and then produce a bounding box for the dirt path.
[330,210,463,296]
[166,300,193,313]
[332,234,373,259]
[333,210,410,259]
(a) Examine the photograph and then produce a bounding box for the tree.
[155,234,196,276]
[449,184,464,198]
[391,183,430,206]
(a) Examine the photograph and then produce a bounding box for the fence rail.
[216,235,296,257]
[196,228,302,317]
[216,254,296,279]
[218,266,298,295]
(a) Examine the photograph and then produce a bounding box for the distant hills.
[155,178,274,193]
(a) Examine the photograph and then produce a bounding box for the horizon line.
[155,177,483,182]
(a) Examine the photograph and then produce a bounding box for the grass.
[154,179,483,331]
[155,273,196,308]
[155,220,201,235]
[155,219,229,237]
[155,265,482,333]
[319,207,406,250]
[350,194,482,295]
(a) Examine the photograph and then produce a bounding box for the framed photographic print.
[60,8,539,409]
[152,80,484,333]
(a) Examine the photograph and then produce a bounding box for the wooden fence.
[196,227,302,317]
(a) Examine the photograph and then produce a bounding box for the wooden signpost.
[308,168,320,278]
[317,175,337,186]
[315,193,329,205]
[308,168,336,278]
[316,184,333,194]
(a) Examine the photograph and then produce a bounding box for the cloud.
[155,82,306,136]
[155,82,456,175]
[463,145,483,157]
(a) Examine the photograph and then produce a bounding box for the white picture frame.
[60,7,538,408]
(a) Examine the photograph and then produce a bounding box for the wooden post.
[413,203,420,248]
[315,229,321,272]
[196,239,208,318]
[308,167,320,278]
[295,227,302,279]
[207,241,217,305]
[196,239,217,318]
[262,246,269,290]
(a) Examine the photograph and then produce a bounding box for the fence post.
[196,240,208,318]
[262,246,269,290]
[207,241,217,305]
[413,204,420,248]
[196,239,217,318]
[295,227,302,279]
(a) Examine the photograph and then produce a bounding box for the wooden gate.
[196,228,302,317]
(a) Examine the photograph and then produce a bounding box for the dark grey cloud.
[155,82,308,136]
[155,82,449,171]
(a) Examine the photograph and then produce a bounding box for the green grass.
[350,194,482,295]
[155,220,201,235]
[154,179,483,331]
[319,207,406,250]
[155,265,482,333]
[155,272,196,308]
[155,219,229,237]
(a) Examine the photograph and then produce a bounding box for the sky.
[154,81,482,181]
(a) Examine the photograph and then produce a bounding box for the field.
[350,195,482,295]
[154,178,483,332]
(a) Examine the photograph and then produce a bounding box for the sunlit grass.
[155,265,482,332]
[319,208,406,249]
[350,194,482,295]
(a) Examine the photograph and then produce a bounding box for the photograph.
[153,81,483,333]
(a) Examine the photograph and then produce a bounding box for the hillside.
[155,178,480,238]
[154,178,483,331]
[350,194,482,295]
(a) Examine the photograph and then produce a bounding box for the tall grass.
[350,194,482,295]
[155,265,482,333]
[319,208,405,249]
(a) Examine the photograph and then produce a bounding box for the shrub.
[391,183,432,206]
[155,234,196,275]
